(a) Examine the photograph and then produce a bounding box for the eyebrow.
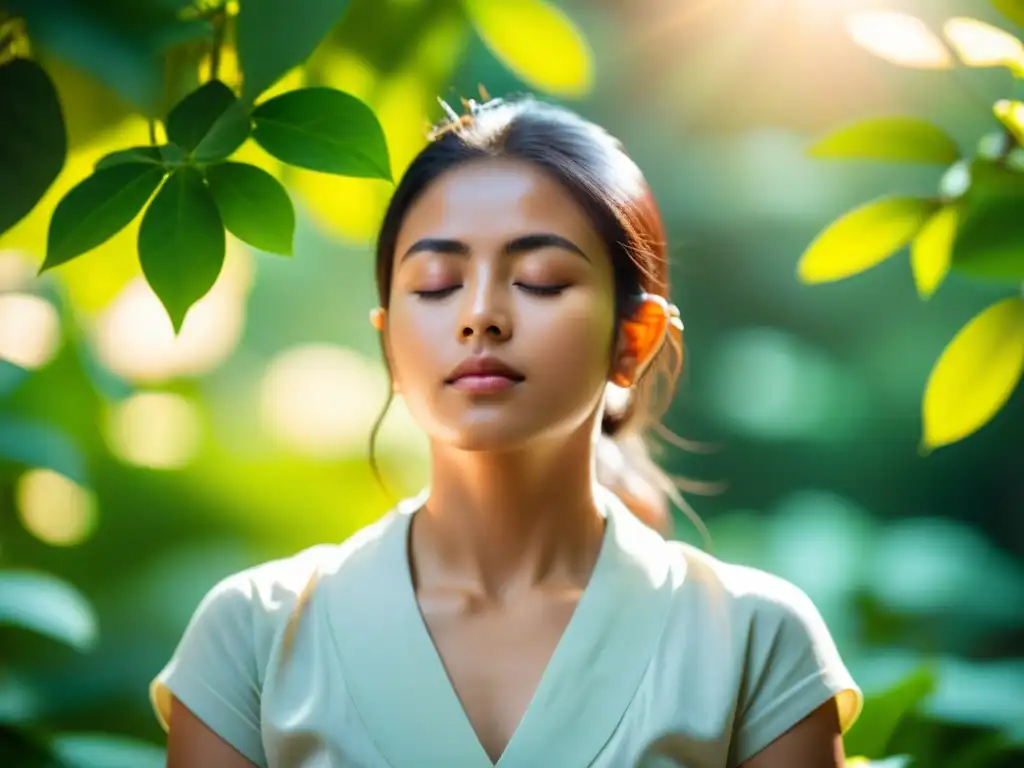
[399,233,590,263]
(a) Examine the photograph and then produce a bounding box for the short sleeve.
[150,571,266,767]
[729,577,863,766]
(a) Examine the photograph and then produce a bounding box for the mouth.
[445,356,525,394]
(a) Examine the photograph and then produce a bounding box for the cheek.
[384,302,449,387]
[534,296,617,386]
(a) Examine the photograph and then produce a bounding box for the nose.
[458,281,512,343]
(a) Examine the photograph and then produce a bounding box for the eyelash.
[412,284,570,299]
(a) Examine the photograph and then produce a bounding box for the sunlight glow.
[16,469,97,547]
[93,245,251,383]
[0,293,61,370]
[944,18,1024,69]
[260,345,388,458]
[846,11,954,69]
[0,251,33,292]
[105,392,203,470]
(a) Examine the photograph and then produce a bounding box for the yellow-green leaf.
[808,117,960,165]
[922,297,1024,451]
[911,206,959,298]
[798,197,938,284]
[463,0,593,97]
[991,1,1024,31]
[994,99,1024,145]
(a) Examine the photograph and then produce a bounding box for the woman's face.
[385,158,620,451]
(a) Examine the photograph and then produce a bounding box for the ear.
[610,295,671,388]
[369,307,386,331]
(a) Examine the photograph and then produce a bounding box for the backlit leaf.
[798,197,938,284]
[846,11,954,69]
[165,80,250,160]
[0,58,67,236]
[94,145,164,171]
[43,163,166,271]
[808,117,960,165]
[994,100,1024,145]
[252,87,391,180]
[0,570,97,651]
[138,167,225,332]
[922,297,1024,451]
[237,0,350,100]
[206,162,295,255]
[952,192,1024,282]
[844,666,935,758]
[463,0,593,97]
[911,206,959,299]
[944,17,1024,69]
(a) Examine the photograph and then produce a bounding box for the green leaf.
[0,58,67,236]
[844,666,935,758]
[797,197,938,283]
[463,0,593,97]
[911,205,959,299]
[206,162,295,255]
[992,0,1024,29]
[922,297,1024,450]
[237,0,350,100]
[0,571,97,652]
[51,733,165,768]
[0,417,88,485]
[94,145,164,171]
[43,164,166,272]
[252,87,391,180]
[138,167,225,332]
[165,80,250,160]
[952,192,1024,281]
[807,117,960,165]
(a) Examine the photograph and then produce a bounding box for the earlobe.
[369,307,386,331]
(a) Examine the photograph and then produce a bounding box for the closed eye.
[516,283,570,296]
[413,286,460,299]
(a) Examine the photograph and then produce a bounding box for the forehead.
[394,159,603,250]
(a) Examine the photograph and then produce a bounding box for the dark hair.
[370,94,699,536]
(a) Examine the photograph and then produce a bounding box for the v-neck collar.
[324,487,676,768]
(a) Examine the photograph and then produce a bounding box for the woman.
[152,95,863,767]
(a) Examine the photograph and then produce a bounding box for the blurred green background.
[1,0,1023,766]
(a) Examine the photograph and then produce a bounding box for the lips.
[445,355,525,393]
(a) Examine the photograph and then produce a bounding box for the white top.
[151,488,863,767]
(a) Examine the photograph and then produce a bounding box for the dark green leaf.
[165,80,250,159]
[252,87,391,180]
[0,416,88,485]
[51,733,165,768]
[0,571,97,652]
[0,58,67,236]
[808,117,960,165]
[94,145,164,171]
[237,0,350,100]
[138,167,225,332]
[206,162,295,255]
[43,164,166,271]
[992,0,1024,29]
[952,192,1024,281]
[844,666,936,759]
[159,143,188,165]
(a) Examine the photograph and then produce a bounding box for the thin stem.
[210,7,225,81]
[148,119,157,146]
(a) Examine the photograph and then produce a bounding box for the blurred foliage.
[799,4,1024,454]
[0,0,1022,767]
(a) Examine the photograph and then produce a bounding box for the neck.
[415,423,606,599]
